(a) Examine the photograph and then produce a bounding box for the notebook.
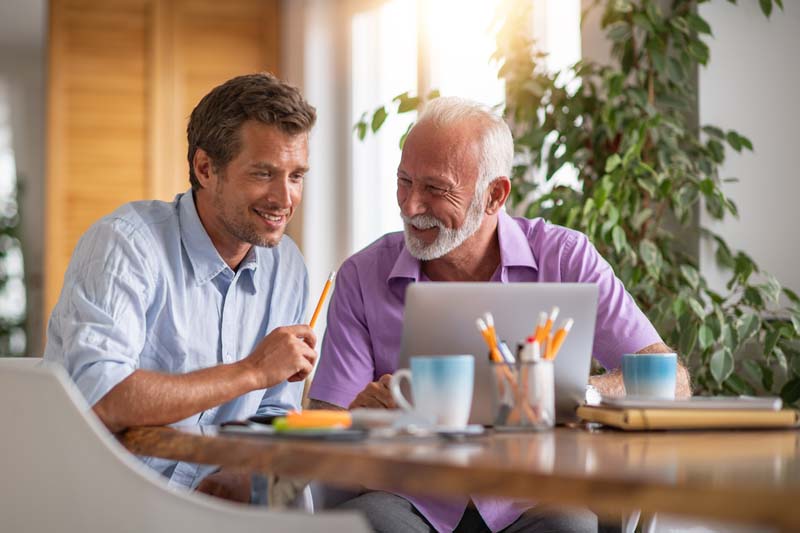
[577,404,800,431]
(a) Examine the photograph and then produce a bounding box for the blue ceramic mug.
[622,353,677,400]
[390,355,474,428]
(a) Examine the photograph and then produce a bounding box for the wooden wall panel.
[152,0,281,201]
[46,0,282,327]
[46,0,151,323]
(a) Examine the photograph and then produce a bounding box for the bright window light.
[349,0,581,252]
[351,0,417,252]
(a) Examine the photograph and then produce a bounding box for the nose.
[269,175,293,209]
[398,182,426,218]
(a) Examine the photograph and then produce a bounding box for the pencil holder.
[490,360,555,431]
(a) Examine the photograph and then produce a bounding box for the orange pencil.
[531,312,547,341]
[309,271,336,329]
[547,318,574,360]
[476,318,503,362]
[536,307,559,344]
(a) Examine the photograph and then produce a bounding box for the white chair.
[0,358,370,533]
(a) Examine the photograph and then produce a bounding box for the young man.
[44,73,317,498]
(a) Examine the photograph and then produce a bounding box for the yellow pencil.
[309,271,336,329]
[548,318,574,360]
[476,318,503,362]
[536,306,559,344]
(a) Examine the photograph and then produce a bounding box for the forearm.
[93,362,257,432]
[592,342,692,398]
[590,364,691,398]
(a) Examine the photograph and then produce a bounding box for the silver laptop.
[399,283,598,425]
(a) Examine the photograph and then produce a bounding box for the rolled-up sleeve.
[47,221,153,406]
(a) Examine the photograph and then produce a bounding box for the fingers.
[279,324,317,349]
[349,378,396,409]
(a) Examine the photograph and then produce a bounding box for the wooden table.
[120,425,800,531]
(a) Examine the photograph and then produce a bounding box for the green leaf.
[679,323,698,356]
[759,0,773,18]
[738,134,754,151]
[759,273,782,303]
[632,13,653,33]
[775,347,788,373]
[605,154,622,173]
[667,57,684,83]
[393,92,420,113]
[650,49,666,74]
[743,359,761,381]
[792,313,800,335]
[702,125,725,139]
[780,378,800,405]
[371,106,388,133]
[722,323,740,353]
[672,297,685,317]
[680,265,700,290]
[612,226,627,254]
[725,373,755,395]
[710,348,734,384]
[686,13,712,35]
[792,356,800,378]
[688,298,706,319]
[765,328,782,357]
[608,22,632,43]
[737,313,761,343]
[784,287,800,304]
[639,239,659,268]
[698,325,715,351]
[670,17,690,34]
[775,0,784,9]
[399,121,414,149]
[355,121,367,141]
[726,130,742,152]
[688,40,710,65]
[631,208,653,232]
[761,362,775,391]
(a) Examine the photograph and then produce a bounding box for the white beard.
[402,192,486,261]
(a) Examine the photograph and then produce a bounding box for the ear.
[192,148,218,189]
[485,177,511,214]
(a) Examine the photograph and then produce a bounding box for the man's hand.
[196,470,251,503]
[348,374,397,409]
[242,325,317,389]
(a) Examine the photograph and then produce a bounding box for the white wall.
[282,0,354,332]
[699,2,800,299]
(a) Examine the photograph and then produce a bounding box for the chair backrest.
[0,359,369,533]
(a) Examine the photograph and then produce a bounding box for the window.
[349,0,505,253]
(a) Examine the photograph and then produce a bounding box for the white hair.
[416,96,514,193]
[401,97,514,261]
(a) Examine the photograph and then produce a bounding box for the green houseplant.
[356,0,800,404]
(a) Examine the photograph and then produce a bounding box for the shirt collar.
[496,210,538,271]
[386,210,538,286]
[178,191,260,287]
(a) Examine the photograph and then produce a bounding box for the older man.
[45,73,317,500]
[309,97,689,532]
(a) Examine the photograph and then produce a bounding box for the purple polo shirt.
[309,211,661,532]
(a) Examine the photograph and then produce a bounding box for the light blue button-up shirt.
[44,191,309,488]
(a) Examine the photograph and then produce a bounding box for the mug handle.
[389,369,414,412]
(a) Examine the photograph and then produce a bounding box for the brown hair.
[187,72,316,190]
